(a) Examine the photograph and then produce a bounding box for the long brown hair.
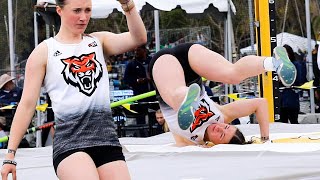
[229,128,252,144]
[55,0,66,8]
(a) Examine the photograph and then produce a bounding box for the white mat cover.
[1,123,320,180]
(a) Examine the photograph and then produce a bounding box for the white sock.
[263,57,274,71]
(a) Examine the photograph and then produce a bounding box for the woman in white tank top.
[1,0,146,179]
[149,43,297,147]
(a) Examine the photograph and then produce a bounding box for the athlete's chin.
[75,26,88,32]
[74,29,86,35]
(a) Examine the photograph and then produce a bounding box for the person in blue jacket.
[0,74,22,106]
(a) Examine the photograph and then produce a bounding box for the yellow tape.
[36,103,48,112]
[297,80,314,90]
[0,105,15,110]
[251,132,320,144]
[121,104,138,113]
[227,94,247,101]
[271,137,320,143]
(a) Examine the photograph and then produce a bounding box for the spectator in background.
[0,116,29,149]
[0,74,23,130]
[312,44,319,83]
[0,74,23,106]
[118,54,130,66]
[153,109,169,134]
[280,45,305,124]
[312,44,320,112]
[124,45,155,137]
[196,31,206,46]
[0,116,8,149]
[124,45,153,99]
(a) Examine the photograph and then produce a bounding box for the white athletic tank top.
[160,87,224,145]
[44,35,121,159]
[43,36,110,120]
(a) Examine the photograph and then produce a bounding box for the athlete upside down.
[148,43,297,147]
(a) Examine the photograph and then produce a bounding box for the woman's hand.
[117,0,135,12]
[250,136,271,144]
[1,163,17,180]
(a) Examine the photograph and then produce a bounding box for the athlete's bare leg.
[152,54,188,111]
[152,45,268,111]
[57,152,99,180]
[188,44,267,84]
[98,160,130,180]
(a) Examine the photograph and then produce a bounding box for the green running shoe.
[273,46,297,87]
[177,83,201,130]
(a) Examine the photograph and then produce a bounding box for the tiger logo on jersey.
[189,100,214,133]
[61,52,103,96]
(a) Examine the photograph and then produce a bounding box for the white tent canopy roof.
[36,0,236,18]
[240,32,319,54]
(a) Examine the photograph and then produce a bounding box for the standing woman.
[1,0,146,179]
[279,44,303,124]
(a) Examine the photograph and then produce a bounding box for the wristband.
[118,0,135,12]
[261,136,269,141]
[3,159,17,166]
[7,149,16,156]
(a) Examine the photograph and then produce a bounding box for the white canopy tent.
[36,0,236,16]
[240,32,319,55]
[90,0,236,53]
[90,0,236,17]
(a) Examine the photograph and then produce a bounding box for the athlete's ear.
[56,6,62,16]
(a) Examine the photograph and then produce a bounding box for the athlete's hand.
[117,0,130,4]
[198,141,215,148]
[116,0,135,12]
[250,136,271,144]
[1,163,17,180]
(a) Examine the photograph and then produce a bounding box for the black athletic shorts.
[53,145,125,174]
[148,43,202,100]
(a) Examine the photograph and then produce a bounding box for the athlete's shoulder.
[28,41,48,64]
[32,41,48,55]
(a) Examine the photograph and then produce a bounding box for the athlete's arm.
[172,133,196,147]
[219,98,269,138]
[1,42,47,179]
[91,6,147,56]
[4,42,47,160]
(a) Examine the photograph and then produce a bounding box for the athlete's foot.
[177,83,201,130]
[273,46,297,87]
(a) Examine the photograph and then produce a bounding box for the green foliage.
[159,9,190,29]
[0,0,34,70]
[0,0,10,69]
[15,0,34,61]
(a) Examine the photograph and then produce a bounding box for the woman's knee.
[254,98,268,107]
[222,68,244,84]
[257,98,268,104]
[188,43,206,55]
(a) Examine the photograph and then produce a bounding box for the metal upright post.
[154,10,160,52]
[248,0,255,52]
[305,0,315,113]
[8,0,15,78]
[227,1,233,102]
[34,11,42,147]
